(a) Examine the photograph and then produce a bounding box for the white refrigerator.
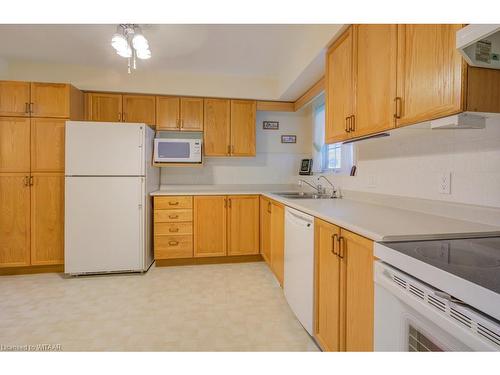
[64,121,159,275]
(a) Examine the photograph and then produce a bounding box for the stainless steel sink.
[274,192,334,199]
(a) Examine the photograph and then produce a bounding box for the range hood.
[457,24,500,69]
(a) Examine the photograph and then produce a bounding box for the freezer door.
[64,176,145,274]
[65,121,145,176]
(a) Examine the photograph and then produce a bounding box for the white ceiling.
[0,24,342,100]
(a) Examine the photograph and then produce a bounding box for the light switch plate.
[438,172,451,194]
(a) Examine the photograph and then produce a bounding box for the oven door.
[374,261,499,352]
[153,139,201,163]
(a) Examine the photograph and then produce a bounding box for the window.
[312,97,355,174]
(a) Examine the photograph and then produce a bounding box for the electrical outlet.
[367,175,377,188]
[438,172,451,194]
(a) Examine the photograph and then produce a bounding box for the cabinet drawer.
[154,209,192,223]
[155,222,192,236]
[154,235,193,259]
[155,196,192,209]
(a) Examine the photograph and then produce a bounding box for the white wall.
[160,108,312,185]
[314,117,500,208]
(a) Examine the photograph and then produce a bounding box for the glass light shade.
[136,49,151,60]
[111,33,128,52]
[132,34,149,51]
[116,45,132,58]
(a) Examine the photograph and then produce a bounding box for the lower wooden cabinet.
[314,218,374,352]
[0,174,31,267]
[260,196,272,263]
[194,196,227,257]
[260,196,285,285]
[30,174,64,265]
[227,195,260,255]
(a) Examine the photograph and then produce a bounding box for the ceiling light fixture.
[111,24,152,73]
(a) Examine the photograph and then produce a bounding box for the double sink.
[274,192,335,200]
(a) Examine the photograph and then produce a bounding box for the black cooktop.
[380,237,500,294]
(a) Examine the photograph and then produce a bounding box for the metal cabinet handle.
[25,102,29,114]
[331,233,338,255]
[350,115,355,132]
[29,176,34,186]
[180,119,184,129]
[29,102,34,114]
[169,227,179,233]
[168,240,179,246]
[228,198,232,208]
[168,201,179,206]
[24,176,29,186]
[168,214,179,219]
[338,236,346,259]
[394,97,402,119]
[345,116,350,133]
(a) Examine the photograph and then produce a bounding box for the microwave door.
[157,141,190,162]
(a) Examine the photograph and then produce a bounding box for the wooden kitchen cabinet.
[30,118,65,173]
[30,82,71,118]
[0,174,31,267]
[0,81,31,117]
[122,94,156,126]
[30,174,64,265]
[180,97,204,131]
[230,100,256,156]
[87,93,122,122]
[315,218,342,351]
[193,196,227,257]
[156,96,180,130]
[227,195,260,255]
[325,27,354,144]
[260,196,272,263]
[396,24,464,127]
[353,24,397,138]
[314,219,374,352]
[269,200,285,285]
[0,117,31,173]
[204,98,231,156]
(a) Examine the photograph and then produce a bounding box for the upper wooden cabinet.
[325,24,500,143]
[193,195,227,257]
[156,96,203,131]
[354,24,397,138]
[0,117,31,173]
[227,195,259,255]
[0,81,31,117]
[396,24,464,127]
[204,98,231,156]
[314,219,374,352]
[325,27,354,144]
[30,119,65,173]
[122,94,156,125]
[0,81,83,120]
[230,100,256,156]
[156,96,180,130]
[87,93,122,122]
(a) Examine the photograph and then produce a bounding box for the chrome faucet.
[317,175,336,198]
[298,179,322,194]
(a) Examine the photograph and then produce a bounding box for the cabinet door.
[227,195,259,255]
[0,81,31,117]
[396,24,464,127]
[314,218,342,352]
[325,27,354,144]
[122,94,156,126]
[259,196,271,264]
[156,96,180,130]
[30,82,70,118]
[30,174,64,265]
[341,229,374,352]
[193,196,227,257]
[0,117,31,173]
[31,119,65,173]
[270,201,285,286]
[354,24,397,138]
[204,98,230,156]
[180,97,204,131]
[230,100,256,156]
[88,93,122,122]
[0,174,31,267]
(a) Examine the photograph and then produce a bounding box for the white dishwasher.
[284,206,315,335]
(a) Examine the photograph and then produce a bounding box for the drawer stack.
[154,196,193,259]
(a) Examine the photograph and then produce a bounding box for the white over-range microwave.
[153,138,202,163]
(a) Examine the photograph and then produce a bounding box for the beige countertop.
[151,184,500,242]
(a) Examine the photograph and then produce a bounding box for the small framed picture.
[263,121,279,130]
[281,135,297,143]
